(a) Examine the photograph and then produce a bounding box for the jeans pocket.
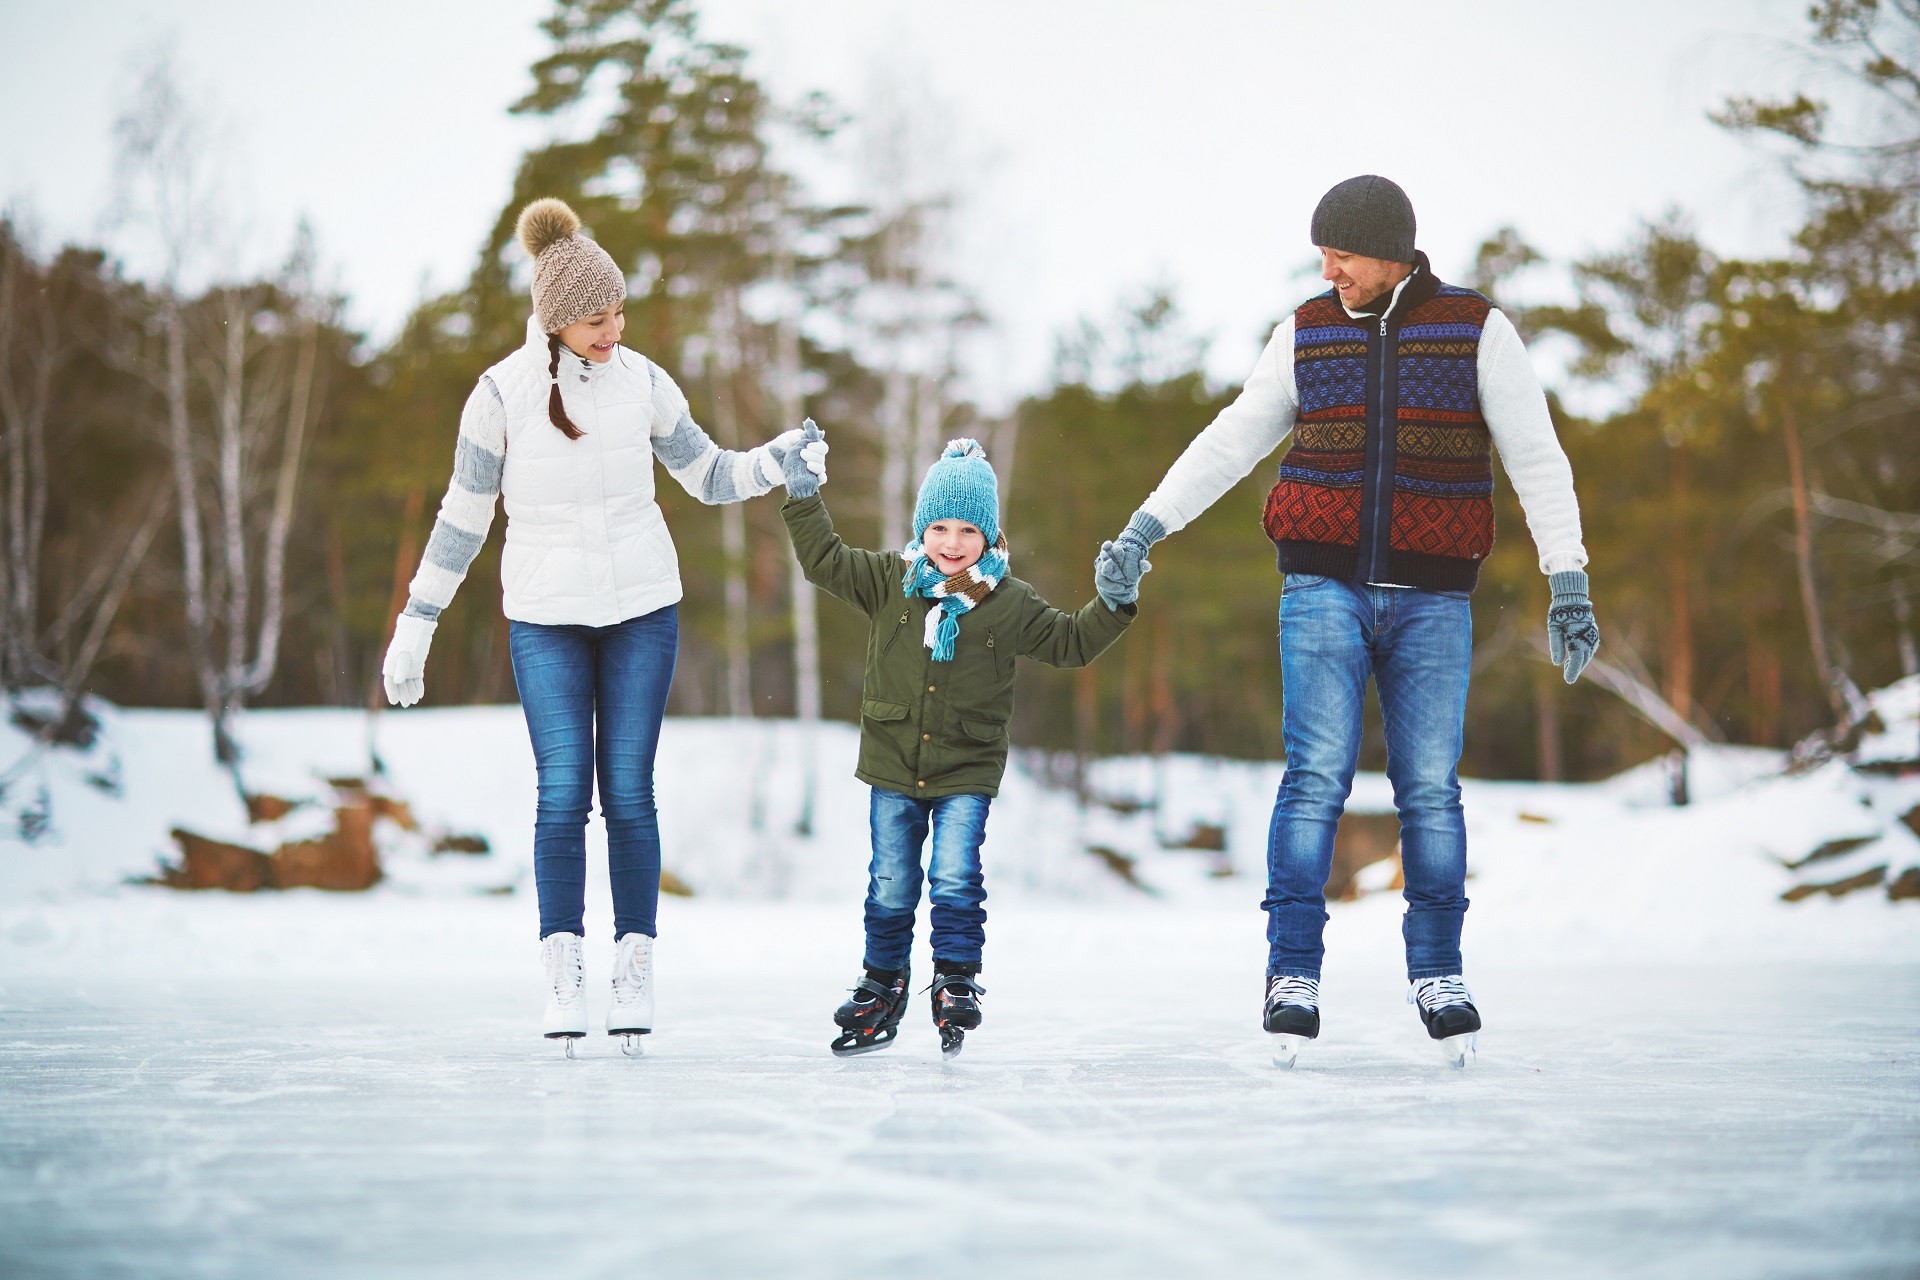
[1282,572,1331,594]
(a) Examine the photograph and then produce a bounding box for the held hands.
[381,614,437,707]
[1094,510,1167,611]
[1546,570,1600,685]
[759,419,829,496]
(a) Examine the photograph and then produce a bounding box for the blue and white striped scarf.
[899,536,1010,661]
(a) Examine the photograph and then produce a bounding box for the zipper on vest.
[1366,312,1399,584]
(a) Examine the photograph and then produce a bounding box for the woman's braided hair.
[546,335,585,440]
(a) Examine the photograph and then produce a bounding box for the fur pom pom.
[515,198,582,259]
[942,437,985,461]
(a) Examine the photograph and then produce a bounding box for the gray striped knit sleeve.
[644,360,779,505]
[402,378,507,621]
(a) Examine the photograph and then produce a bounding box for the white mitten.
[754,428,808,488]
[382,613,436,708]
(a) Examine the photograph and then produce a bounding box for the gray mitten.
[1094,510,1165,610]
[1546,570,1600,685]
[773,418,828,498]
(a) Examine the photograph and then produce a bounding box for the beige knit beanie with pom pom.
[515,198,627,334]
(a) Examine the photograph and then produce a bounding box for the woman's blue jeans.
[1263,575,1473,981]
[862,787,991,973]
[509,605,677,941]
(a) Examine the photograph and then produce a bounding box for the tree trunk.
[367,486,424,774]
[162,296,237,770]
[1660,444,1694,722]
[243,310,319,694]
[878,365,912,551]
[1780,392,1847,723]
[1533,661,1564,781]
[708,306,752,720]
[1895,593,1919,679]
[776,244,819,836]
[215,290,251,712]
[1149,616,1179,756]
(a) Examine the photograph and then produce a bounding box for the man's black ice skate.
[830,967,910,1056]
[1262,975,1321,1068]
[1409,974,1481,1068]
[929,969,984,1060]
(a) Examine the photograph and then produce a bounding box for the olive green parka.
[782,494,1135,798]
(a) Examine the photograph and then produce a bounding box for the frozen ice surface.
[4,703,1918,1274]
[3,897,1917,1280]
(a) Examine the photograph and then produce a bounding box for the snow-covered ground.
[2,691,1918,1277]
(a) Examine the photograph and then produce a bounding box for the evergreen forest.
[6,0,1916,788]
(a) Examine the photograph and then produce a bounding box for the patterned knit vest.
[1261,276,1496,592]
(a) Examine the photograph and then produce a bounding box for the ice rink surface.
[3,898,1917,1279]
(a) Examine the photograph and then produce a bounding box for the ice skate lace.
[611,935,652,1006]
[544,937,584,1006]
[1265,975,1319,1010]
[1409,974,1472,1013]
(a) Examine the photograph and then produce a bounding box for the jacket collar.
[524,314,619,384]
[1338,250,1441,323]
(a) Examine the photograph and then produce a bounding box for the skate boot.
[929,968,984,1060]
[1262,975,1321,1068]
[830,966,910,1056]
[541,932,588,1058]
[607,932,654,1057]
[1410,974,1481,1067]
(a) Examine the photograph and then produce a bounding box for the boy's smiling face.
[923,519,987,575]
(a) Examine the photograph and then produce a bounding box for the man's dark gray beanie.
[1310,175,1417,263]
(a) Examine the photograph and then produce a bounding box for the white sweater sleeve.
[1138,318,1298,534]
[1478,309,1588,575]
[403,377,507,621]
[645,361,781,504]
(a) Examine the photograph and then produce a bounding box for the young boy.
[780,432,1138,1058]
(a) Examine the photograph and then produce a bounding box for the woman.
[381,198,827,1056]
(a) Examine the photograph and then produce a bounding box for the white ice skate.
[1262,975,1321,1068]
[607,931,654,1057]
[1409,974,1481,1068]
[541,932,588,1057]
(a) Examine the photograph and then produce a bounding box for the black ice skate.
[830,967,910,1056]
[929,969,984,1060]
[1409,974,1481,1068]
[1262,975,1321,1068]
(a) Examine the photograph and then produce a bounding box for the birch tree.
[111,52,325,783]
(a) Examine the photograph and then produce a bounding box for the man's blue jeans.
[862,787,991,973]
[1263,575,1473,981]
[509,605,678,941]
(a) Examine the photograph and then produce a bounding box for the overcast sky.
[1,0,1817,408]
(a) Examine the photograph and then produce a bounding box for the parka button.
[927,684,936,692]
[922,733,930,741]
[917,780,925,788]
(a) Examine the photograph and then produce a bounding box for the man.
[1092,175,1601,1067]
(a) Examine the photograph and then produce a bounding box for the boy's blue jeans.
[1262,575,1473,981]
[509,605,678,941]
[862,787,991,973]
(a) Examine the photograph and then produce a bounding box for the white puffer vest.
[488,317,684,626]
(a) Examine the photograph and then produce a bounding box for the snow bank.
[2,696,1915,968]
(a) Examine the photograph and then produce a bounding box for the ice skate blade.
[830,1028,899,1057]
[617,1032,648,1058]
[543,1033,584,1060]
[1270,1032,1307,1068]
[1438,1032,1477,1068]
[939,1030,965,1060]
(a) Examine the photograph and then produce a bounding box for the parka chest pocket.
[862,698,909,723]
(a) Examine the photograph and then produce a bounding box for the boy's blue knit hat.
[913,438,1000,545]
